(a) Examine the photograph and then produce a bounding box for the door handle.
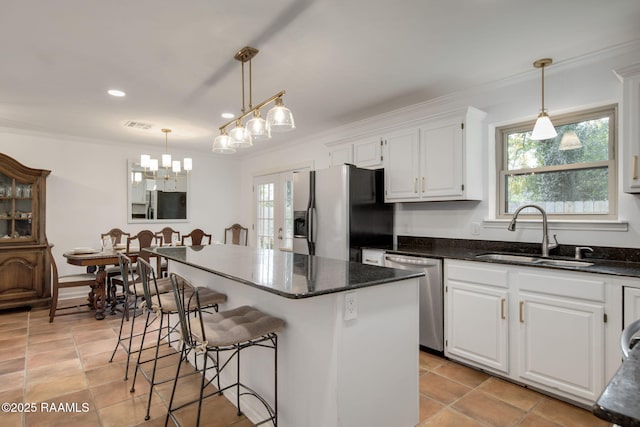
[422,177,425,193]
[501,298,506,320]
[414,178,418,193]
[633,155,638,180]
[278,227,283,240]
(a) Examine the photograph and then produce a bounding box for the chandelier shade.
[215,46,294,153]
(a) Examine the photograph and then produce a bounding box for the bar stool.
[108,253,172,380]
[621,318,640,358]
[129,258,227,421]
[166,272,285,427]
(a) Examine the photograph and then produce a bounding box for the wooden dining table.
[63,249,127,320]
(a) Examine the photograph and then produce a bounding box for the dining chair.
[47,242,98,322]
[166,272,284,427]
[110,230,160,317]
[181,228,212,246]
[155,227,181,246]
[101,228,131,308]
[129,258,226,421]
[224,223,248,246]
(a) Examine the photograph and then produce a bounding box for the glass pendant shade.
[172,160,181,173]
[140,154,151,169]
[531,112,557,140]
[212,133,236,154]
[149,158,159,172]
[162,153,172,168]
[559,130,582,150]
[247,110,270,141]
[183,157,193,171]
[229,121,253,147]
[266,98,295,132]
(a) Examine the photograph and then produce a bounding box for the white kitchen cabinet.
[383,106,486,202]
[614,63,640,193]
[624,286,640,326]
[516,271,606,403]
[353,138,384,169]
[361,248,386,266]
[444,259,608,405]
[383,127,421,201]
[329,145,353,167]
[445,261,509,373]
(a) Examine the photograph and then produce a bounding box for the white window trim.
[495,104,619,222]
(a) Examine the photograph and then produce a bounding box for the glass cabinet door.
[0,172,34,240]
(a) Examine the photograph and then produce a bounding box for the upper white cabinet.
[614,63,640,193]
[353,138,384,168]
[383,106,486,202]
[328,138,384,169]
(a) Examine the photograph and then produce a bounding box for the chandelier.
[138,129,192,181]
[212,46,295,154]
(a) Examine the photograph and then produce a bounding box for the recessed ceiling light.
[221,112,234,119]
[108,89,126,97]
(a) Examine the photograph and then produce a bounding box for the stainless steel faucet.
[508,204,558,257]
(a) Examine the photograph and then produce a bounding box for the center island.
[148,244,423,427]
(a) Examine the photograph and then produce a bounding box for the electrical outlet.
[344,292,357,320]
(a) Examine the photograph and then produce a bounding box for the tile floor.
[0,301,611,427]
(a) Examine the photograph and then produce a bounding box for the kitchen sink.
[475,253,594,267]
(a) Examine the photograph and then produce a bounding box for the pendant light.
[214,46,294,153]
[530,58,558,141]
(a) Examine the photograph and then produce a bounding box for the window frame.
[496,104,618,220]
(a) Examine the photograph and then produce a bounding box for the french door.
[254,171,294,251]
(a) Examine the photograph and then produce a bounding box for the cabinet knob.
[414,178,418,193]
[519,301,525,323]
[633,155,638,180]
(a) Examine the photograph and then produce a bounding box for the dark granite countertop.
[148,244,423,299]
[390,236,640,279]
[593,344,640,426]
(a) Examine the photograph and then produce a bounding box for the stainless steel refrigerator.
[293,164,394,262]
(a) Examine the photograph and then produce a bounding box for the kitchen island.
[149,244,422,427]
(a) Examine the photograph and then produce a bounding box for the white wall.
[239,42,640,249]
[0,130,241,275]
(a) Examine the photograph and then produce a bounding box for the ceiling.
[1,0,640,156]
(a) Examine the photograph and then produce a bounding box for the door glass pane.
[282,176,294,250]
[256,182,275,249]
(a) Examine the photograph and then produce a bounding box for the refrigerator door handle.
[309,207,317,243]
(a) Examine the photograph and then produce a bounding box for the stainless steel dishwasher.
[384,253,443,354]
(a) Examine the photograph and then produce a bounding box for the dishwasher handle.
[384,255,440,267]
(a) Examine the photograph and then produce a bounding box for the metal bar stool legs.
[165,272,284,427]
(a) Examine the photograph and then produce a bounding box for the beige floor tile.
[420,394,445,422]
[0,356,25,376]
[24,388,98,427]
[0,319,30,332]
[85,361,130,388]
[25,371,88,403]
[433,361,491,388]
[517,412,563,427]
[0,334,27,349]
[532,398,610,427]
[452,389,525,427]
[477,377,545,411]
[0,343,26,361]
[98,393,166,427]
[423,407,485,426]
[27,358,84,384]
[27,347,79,370]
[169,393,248,427]
[72,327,118,346]
[420,372,473,405]
[27,336,75,355]
[420,351,448,371]
[0,371,25,393]
[28,330,73,345]
[89,377,151,410]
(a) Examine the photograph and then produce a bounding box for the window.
[497,105,617,220]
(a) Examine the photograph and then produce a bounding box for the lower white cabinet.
[445,259,608,405]
[624,286,640,326]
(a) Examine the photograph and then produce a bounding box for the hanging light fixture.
[140,128,193,178]
[213,46,294,154]
[530,58,557,141]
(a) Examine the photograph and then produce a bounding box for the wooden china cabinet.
[0,153,51,310]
